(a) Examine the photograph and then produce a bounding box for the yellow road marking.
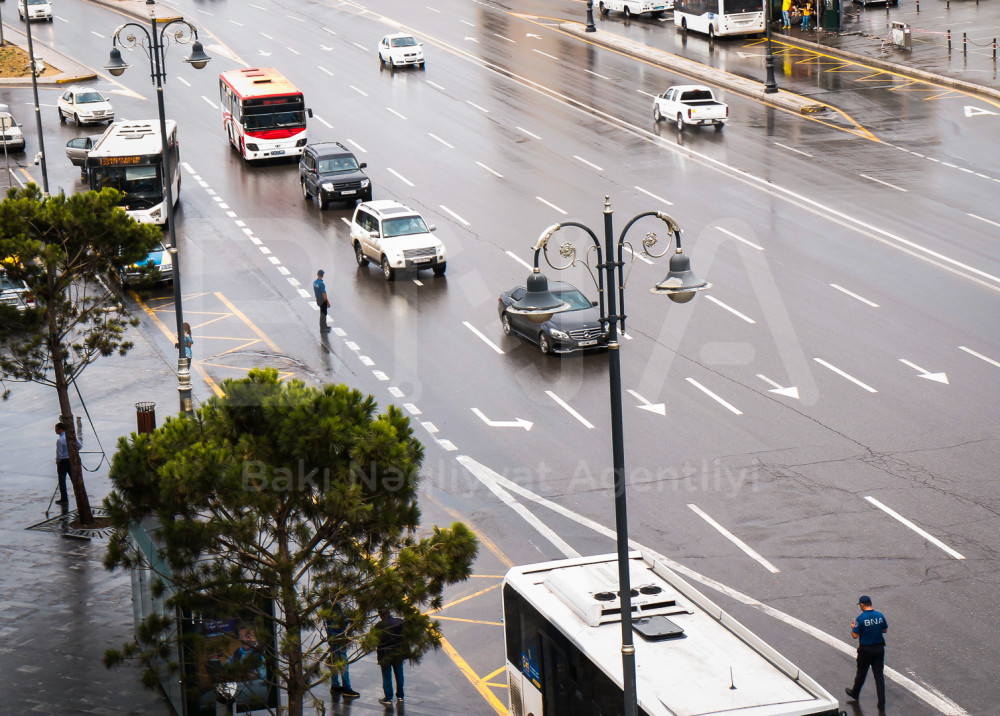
[434,616,504,627]
[428,582,501,615]
[436,499,515,570]
[482,666,507,682]
[440,638,509,716]
[215,291,282,352]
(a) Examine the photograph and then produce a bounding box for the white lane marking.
[422,421,438,434]
[182,163,196,174]
[350,85,368,97]
[532,48,557,60]
[466,100,489,113]
[898,358,949,384]
[287,47,300,56]
[332,327,346,337]
[427,80,446,90]
[260,32,274,39]
[705,295,755,324]
[403,403,421,415]
[428,133,454,149]
[455,455,970,716]
[386,107,407,120]
[536,196,567,215]
[55,15,69,22]
[573,155,604,171]
[287,14,304,21]
[359,355,374,366]
[427,6,441,13]
[830,283,879,307]
[464,321,504,355]
[633,185,673,205]
[277,267,290,276]
[387,168,414,186]
[505,250,533,271]
[471,408,532,431]
[476,161,503,178]
[267,256,280,265]
[685,378,743,415]
[297,288,311,298]
[318,66,333,76]
[460,19,475,26]
[622,244,653,265]
[860,174,907,192]
[545,390,595,429]
[438,439,458,452]
[373,370,389,381]
[813,358,877,393]
[347,139,367,153]
[773,142,813,157]
[352,42,367,52]
[756,374,800,399]
[344,341,360,352]
[959,345,1000,368]
[715,226,764,251]
[90,31,104,37]
[413,279,423,287]
[516,126,541,140]
[493,32,515,42]
[585,69,611,80]
[251,3,267,9]
[440,205,470,226]
[201,96,218,110]
[314,116,333,129]
[388,386,405,398]
[177,77,191,87]
[626,389,665,415]
[864,496,966,559]
[462,457,580,558]
[259,246,271,255]
[249,237,262,246]
[230,20,245,27]
[968,213,1000,229]
[688,504,780,573]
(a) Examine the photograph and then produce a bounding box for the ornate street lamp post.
[508,197,709,716]
[765,0,779,93]
[103,6,210,415]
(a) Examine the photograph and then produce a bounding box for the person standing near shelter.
[801,1,812,31]
[326,602,360,700]
[781,0,792,28]
[54,419,82,505]
[376,608,404,706]
[845,595,888,711]
[313,269,331,333]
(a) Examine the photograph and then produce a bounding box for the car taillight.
[25,293,35,306]
[688,108,693,119]
[726,106,729,117]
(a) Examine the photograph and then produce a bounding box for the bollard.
[946,0,949,8]
[963,31,967,55]
[994,38,997,62]
[135,401,156,434]
[916,0,919,11]
[947,29,951,52]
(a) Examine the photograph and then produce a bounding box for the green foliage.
[104,369,478,716]
[0,184,162,398]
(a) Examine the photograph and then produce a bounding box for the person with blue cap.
[845,595,888,711]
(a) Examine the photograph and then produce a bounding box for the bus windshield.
[242,98,307,131]
[91,165,163,207]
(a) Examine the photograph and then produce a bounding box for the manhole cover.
[26,507,114,540]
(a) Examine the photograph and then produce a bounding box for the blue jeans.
[781,10,790,26]
[380,662,404,700]
[330,648,351,691]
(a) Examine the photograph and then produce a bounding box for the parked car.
[498,281,608,354]
[17,0,53,22]
[65,135,102,167]
[299,142,372,208]
[653,85,728,131]
[350,200,445,280]
[117,241,173,286]
[378,33,425,70]
[0,269,35,311]
[0,107,26,153]
[57,90,115,126]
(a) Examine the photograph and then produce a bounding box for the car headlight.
[550,329,570,340]
[360,179,370,188]
[246,143,259,151]
[150,207,161,220]
[321,182,334,191]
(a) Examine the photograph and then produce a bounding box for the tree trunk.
[279,528,304,716]
[47,267,93,524]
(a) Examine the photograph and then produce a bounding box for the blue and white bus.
[673,0,766,38]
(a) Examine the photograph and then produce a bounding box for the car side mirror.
[369,230,380,239]
[359,162,367,169]
[591,300,599,307]
[307,108,314,118]
[428,225,436,232]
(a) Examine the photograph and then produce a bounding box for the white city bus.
[219,67,310,161]
[503,552,842,716]
[86,119,180,226]
[674,0,766,38]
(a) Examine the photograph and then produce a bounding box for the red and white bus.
[219,67,311,161]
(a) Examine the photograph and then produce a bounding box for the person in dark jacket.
[375,608,404,705]
[845,595,888,711]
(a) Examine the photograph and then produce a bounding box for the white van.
[18,0,54,22]
[597,0,672,18]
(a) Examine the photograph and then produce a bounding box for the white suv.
[18,0,54,21]
[378,33,425,70]
[350,201,446,280]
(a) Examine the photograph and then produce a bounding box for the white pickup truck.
[653,85,728,131]
[597,0,672,19]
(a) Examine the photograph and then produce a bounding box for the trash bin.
[135,401,156,434]
[891,21,912,49]
[823,0,841,31]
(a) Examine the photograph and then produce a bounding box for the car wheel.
[599,1,608,14]
[381,256,395,281]
[419,62,426,70]
[355,242,369,267]
[389,58,396,72]
[301,180,310,202]
[538,333,552,355]
[624,6,632,19]
[379,53,385,68]
[654,105,662,122]
[708,25,715,41]
[501,312,514,336]
[715,122,724,132]
[318,193,328,210]
[74,113,82,127]
[681,18,688,32]
[676,113,685,132]
[58,108,65,123]
[432,262,446,277]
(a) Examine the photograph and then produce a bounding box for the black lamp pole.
[22,11,49,194]
[104,6,210,415]
[586,0,597,31]
[765,0,779,93]
[508,197,710,716]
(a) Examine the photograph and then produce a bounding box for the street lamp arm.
[109,18,204,79]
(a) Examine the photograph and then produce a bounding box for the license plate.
[579,339,598,347]
[342,189,356,195]
[412,257,431,264]
[271,150,285,156]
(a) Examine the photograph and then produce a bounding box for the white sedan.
[57,90,115,126]
[378,33,425,70]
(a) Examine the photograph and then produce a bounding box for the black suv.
[299,142,372,208]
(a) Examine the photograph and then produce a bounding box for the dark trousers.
[56,458,71,502]
[318,301,329,329]
[851,644,886,707]
[380,661,404,700]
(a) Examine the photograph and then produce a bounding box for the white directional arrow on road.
[964,105,998,117]
[258,50,272,56]
[527,33,542,39]
[320,45,334,51]
[899,359,949,384]
[465,36,479,43]
[627,389,666,415]
[737,51,763,58]
[471,408,533,431]
[756,374,800,399]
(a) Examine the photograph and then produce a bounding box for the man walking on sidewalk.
[54,420,81,505]
[845,595,888,712]
[313,269,331,332]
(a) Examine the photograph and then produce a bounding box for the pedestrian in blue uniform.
[845,595,888,711]
[376,608,404,706]
[313,269,331,332]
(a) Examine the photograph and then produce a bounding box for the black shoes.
[844,688,858,701]
[342,689,360,699]
[55,498,69,504]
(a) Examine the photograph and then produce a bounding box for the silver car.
[0,270,35,311]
